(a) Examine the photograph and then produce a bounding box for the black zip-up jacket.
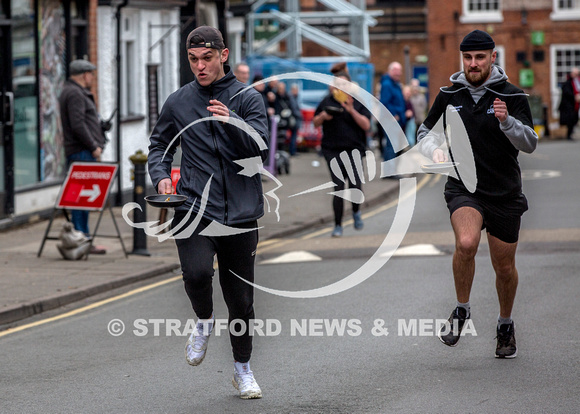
[59,80,105,158]
[417,66,537,198]
[148,67,269,225]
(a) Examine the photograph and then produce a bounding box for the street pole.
[129,150,150,256]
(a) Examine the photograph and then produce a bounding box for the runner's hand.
[493,98,508,123]
[208,99,230,121]
[432,148,448,163]
[157,178,173,195]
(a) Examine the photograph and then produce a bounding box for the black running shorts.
[444,189,528,244]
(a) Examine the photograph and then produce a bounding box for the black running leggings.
[323,150,363,226]
[174,212,258,363]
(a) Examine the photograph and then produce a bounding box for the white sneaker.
[232,362,262,399]
[185,316,214,366]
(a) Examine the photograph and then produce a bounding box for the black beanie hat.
[460,30,495,51]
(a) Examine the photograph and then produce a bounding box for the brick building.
[270,0,579,137]
[426,0,580,137]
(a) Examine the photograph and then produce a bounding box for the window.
[550,45,580,116]
[13,0,40,187]
[551,0,580,20]
[159,11,177,105]
[460,0,503,23]
[69,0,88,60]
[121,12,140,117]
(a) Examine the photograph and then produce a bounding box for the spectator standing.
[402,84,416,145]
[379,62,407,164]
[273,82,300,154]
[233,61,250,85]
[409,78,428,134]
[58,59,107,255]
[312,70,371,237]
[288,83,303,155]
[558,67,580,140]
[252,74,275,131]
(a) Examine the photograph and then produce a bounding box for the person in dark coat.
[558,67,580,140]
[58,59,107,254]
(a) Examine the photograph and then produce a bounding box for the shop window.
[551,0,580,20]
[460,0,503,23]
[13,0,40,188]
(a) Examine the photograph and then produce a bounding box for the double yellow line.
[0,276,181,338]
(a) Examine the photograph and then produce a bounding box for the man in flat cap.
[417,30,538,358]
[59,59,107,254]
[148,26,268,399]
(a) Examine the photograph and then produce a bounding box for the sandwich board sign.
[38,162,127,258]
[56,162,117,210]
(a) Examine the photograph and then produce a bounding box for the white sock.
[196,314,214,335]
[498,315,512,327]
[457,301,471,317]
[234,361,251,374]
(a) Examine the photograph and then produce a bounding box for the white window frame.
[158,10,178,106]
[550,0,580,20]
[460,0,503,23]
[550,44,580,117]
[121,11,141,117]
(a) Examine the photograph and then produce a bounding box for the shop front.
[0,0,90,224]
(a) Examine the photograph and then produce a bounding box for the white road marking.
[259,250,322,265]
[380,243,444,257]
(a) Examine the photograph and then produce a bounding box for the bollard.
[129,150,151,256]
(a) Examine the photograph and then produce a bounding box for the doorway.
[0,1,14,217]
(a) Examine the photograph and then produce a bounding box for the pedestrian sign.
[38,162,127,258]
[56,162,118,210]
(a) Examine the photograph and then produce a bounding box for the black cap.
[186,26,225,50]
[460,30,495,51]
[69,59,96,75]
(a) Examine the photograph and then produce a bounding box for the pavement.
[0,150,399,326]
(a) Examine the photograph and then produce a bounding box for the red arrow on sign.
[79,184,101,202]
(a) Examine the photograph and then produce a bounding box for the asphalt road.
[1,141,578,413]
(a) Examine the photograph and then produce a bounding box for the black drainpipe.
[115,0,129,205]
